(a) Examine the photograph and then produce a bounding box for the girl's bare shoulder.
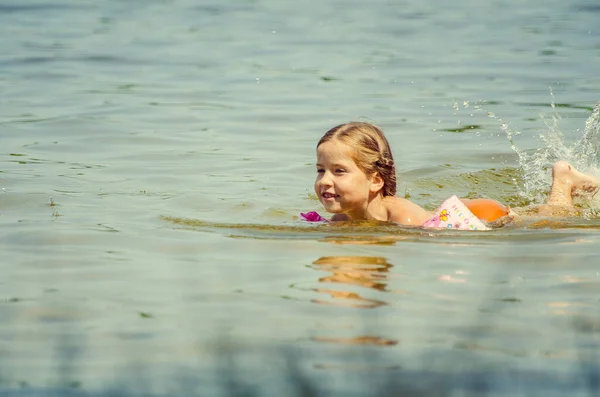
[383,196,433,225]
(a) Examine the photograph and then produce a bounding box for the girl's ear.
[370,173,384,193]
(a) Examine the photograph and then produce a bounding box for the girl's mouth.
[322,192,339,200]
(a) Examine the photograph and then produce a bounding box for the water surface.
[1,0,600,395]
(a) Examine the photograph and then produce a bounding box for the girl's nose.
[318,171,333,187]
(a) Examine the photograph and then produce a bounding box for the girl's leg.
[547,161,598,206]
[459,162,597,224]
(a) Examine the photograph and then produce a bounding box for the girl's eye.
[335,169,346,173]
[317,169,324,173]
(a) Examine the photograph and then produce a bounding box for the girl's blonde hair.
[317,122,396,197]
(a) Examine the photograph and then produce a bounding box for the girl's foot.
[547,161,599,206]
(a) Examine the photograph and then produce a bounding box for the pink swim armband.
[423,195,490,231]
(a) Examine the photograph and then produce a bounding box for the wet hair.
[317,122,396,196]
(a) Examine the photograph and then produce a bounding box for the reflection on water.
[311,335,399,347]
[309,256,399,347]
[311,256,392,309]
[318,234,407,245]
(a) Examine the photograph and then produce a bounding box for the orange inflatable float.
[461,198,509,223]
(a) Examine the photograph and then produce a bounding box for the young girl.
[308,121,599,228]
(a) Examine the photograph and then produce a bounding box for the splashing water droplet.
[506,101,600,207]
[482,99,600,210]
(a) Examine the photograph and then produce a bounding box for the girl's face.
[315,140,382,217]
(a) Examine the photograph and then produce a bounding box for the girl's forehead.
[317,140,355,160]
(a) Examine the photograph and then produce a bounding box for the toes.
[575,181,599,197]
[583,180,599,191]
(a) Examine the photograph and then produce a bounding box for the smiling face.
[314,139,383,217]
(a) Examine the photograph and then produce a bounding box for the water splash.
[488,100,600,205]
[572,101,600,169]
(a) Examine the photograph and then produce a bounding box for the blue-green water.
[1,0,600,395]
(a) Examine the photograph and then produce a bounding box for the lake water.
[1,0,600,395]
